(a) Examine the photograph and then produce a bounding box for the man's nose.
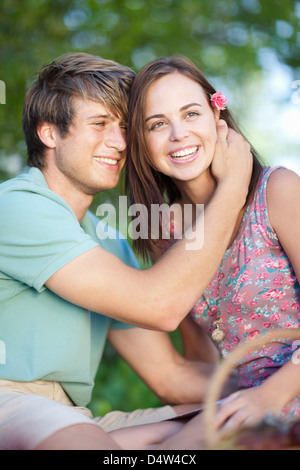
[106,125,127,152]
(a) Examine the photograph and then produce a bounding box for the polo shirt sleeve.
[0,190,98,292]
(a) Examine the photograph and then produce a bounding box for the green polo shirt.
[0,167,139,406]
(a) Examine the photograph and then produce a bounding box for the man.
[0,53,252,450]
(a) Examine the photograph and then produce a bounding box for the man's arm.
[46,123,252,331]
[107,327,215,405]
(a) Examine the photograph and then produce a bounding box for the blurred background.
[1,0,299,416]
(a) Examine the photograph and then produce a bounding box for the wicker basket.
[202,329,300,450]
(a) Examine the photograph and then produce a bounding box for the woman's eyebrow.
[145,113,164,123]
[145,103,203,123]
[180,102,202,111]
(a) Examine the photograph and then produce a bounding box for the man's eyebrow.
[145,103,202,122]
[86,113,112,121]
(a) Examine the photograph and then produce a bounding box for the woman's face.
[144,71,219,183]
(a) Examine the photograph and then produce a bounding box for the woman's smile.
[167,145,200,164]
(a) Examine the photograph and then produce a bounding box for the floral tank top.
[159,167,300,418]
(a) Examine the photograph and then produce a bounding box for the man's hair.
[22,52,136,169]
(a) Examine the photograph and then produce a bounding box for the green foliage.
[1,0,299,176]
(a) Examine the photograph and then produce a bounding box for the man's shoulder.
[0,167,42,191]
[0,168,48,207]
[0,167,73,214]
[0,168,80,243]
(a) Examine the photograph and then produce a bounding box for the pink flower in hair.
[210,92,228,110]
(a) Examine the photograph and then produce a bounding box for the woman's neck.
[174,169,217,206]
[172,169,246,250]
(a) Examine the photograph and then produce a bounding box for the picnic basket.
[202,329,300,450]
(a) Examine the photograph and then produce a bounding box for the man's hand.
[211,120,253,202]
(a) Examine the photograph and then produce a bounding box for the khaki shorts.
[0,379,176,450]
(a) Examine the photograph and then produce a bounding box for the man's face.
[51,98,127,196]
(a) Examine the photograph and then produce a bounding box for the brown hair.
[23,52,136,169]
[126,56,264,260]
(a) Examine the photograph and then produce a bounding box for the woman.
[126,56,300,432]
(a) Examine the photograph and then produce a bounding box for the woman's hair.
[126,55,264,260]
[23,52,136,169]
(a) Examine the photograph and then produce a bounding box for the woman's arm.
[267,168,300,282]
[213,168,300,433]
[261,167,300,406]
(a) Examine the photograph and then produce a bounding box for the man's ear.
[36,122,57,149]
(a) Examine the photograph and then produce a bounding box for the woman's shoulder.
[266,167,300,231]
[248,166,299,244]
[267,166,300,189]
[255,166,299,201]
[266,166,300,204]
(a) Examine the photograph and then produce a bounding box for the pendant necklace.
[210,260,226,343]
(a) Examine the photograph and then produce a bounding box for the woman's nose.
[169,122,190,141]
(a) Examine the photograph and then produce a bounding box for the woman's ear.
[213,109,220,124]
[36,122,57,149]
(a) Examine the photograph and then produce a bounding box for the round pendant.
[211,327,226,343]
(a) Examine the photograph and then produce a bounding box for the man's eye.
[94,122,106,127]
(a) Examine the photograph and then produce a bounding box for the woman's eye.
[186,111,199,119]
[150,121,165,130]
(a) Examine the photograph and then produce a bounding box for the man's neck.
[41,167,93,223]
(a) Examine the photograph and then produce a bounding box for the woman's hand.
[214,385,282,437]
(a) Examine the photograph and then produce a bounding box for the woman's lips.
[167,146,200,164]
